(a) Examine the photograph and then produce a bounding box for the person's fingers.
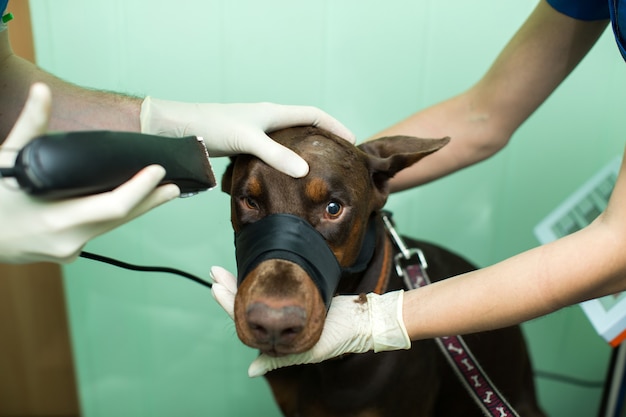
[210,266,238,292]
[210,266,237,319]
[43,181,178,261]
[67,182,180,249]
[114,182,181,222]
[62,165,176,224]
[269,105,356,144]
[248,355,277,378]
[248,352,310,378]
[4,83,51,149]
[242,132,309,177]
[211,283,236,319]
[53,246,85,265]
[108,165,175,209]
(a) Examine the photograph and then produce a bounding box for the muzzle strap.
[235,214,341,308]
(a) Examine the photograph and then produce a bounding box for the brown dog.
[222,126,546,417]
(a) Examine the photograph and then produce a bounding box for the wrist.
[368,290,411,353]
[140,96,194,137]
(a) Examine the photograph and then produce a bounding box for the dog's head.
[222,126,448,356]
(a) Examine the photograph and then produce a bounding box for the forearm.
[0,30,141,140]
[403,220,625,339]
[372,91,506,191]
[403,144,626,339]
[372,0,608,192]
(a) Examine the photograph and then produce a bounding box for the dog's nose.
[246,302,307,348]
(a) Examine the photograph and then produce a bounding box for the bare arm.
[403,141,626,338]
[371,0,609,191]
[0,28,141,141]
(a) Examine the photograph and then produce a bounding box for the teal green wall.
[28,0,626,415]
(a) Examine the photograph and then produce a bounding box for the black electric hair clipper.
[0,131,216,199]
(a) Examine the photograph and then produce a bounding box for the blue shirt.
[547,0,626,60]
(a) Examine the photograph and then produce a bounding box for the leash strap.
[403,262,520,417]
[381,211,520,417]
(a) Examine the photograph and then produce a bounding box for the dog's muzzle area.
[235,213,341,309]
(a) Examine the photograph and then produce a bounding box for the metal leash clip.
[380,210,429,289]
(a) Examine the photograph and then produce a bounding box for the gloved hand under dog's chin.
[209,266,411,378]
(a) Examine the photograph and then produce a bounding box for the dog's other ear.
[358,136,450,202]
[221,157,237,195]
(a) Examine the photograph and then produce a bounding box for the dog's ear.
[358,135,450,202]
[221,157,237,195]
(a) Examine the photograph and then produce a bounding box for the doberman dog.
[222,126,546,417]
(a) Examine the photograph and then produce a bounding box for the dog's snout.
[246,302,307,351]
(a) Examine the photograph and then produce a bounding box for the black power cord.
[79,251,212,289]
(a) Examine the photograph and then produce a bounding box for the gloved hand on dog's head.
[209,266,411,378]
[141,98,356,178]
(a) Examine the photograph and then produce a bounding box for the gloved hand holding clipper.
[140,97,356,177]
[209,266,411,378]
[0,83,180,264]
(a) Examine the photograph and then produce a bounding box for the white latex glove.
[140,97,356,178]
[0,83,180,264]
[210,266,411,378]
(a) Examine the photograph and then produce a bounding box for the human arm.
[0,28,141,137]
[402,148,626,338]
[0,28,355,177]
[371,0,608,191]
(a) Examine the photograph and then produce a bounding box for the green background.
[27,0,626,415]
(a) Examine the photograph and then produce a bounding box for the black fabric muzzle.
[235,214,341,309]
[234,213,377,310]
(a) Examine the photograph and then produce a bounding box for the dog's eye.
[244,197,259,210]
[325,201,342,217]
